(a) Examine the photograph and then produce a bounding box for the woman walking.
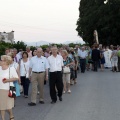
[8,53,21,97]
[20,52,30,98]
[0,55,19,120]
[61,50,74,93]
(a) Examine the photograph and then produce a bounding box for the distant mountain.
[63,40,85,44]
[25,41,50,46]
[25,39,85,46]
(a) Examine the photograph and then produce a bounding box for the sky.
[0,0,83,43]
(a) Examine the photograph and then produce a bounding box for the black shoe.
[28,102,36,106]
[51,101,56,104]
[39,101,45,104]
[59,97,62,101]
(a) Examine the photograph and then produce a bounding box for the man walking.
[28,48,49,106]
[48,46,64,104]
[78,47,87,73]
[92,45,100,72]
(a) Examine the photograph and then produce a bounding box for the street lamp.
[104,0,108,4]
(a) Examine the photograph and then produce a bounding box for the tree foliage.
[0,41,27,55]
[0,41,83,56]
[76,0,120,45]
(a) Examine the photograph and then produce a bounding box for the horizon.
[0,0,83,43]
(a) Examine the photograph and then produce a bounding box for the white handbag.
[63,66,70,73]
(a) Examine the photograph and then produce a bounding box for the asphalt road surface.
[5,69,120,120]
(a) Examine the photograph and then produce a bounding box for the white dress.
[104,49,112,68]
[0,66,18,110]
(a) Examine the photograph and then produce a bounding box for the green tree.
[0,41,27,55]
[76,0,120,46]
[12,41,27,51]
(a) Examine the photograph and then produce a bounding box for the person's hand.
[3,79,9,83]
[66,64,69,67]
[29,75,31,81]
[45,75,48,81]
[18,79,21,84]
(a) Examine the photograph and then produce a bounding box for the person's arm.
[3,78,18,83]
[45,68,48,81]
[16,64,21,84]
[29,68,32,80]
[29,58,33,80]
[66,57,74,67]
[45,58,49,81]
[98,50,101,59]
[61,57,64,67]
[66,61,74,67]
[91,50,93,60]
[110,52,114,60]
[3,67,19,83]
[85,51,88,58]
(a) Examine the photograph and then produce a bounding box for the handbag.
[63,66,70,73]
[8,67,16,99]
[24,64,27,78]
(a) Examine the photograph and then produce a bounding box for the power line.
[0,20,75,32]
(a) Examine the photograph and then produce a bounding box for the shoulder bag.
[8,67,16,99]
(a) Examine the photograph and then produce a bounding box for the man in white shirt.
[78,47,88,73]
[48,46,64,104]
[28,48,49,106]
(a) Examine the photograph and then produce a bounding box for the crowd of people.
[0,44,120,120]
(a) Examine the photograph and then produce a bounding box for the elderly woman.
[8,53,21,97]
[61,50,74,94]
[0,55,19,120]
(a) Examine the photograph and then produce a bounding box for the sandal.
[10,117,14,120]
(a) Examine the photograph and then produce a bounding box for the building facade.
[0,31,14,43]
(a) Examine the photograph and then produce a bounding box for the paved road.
[6,70,120,120]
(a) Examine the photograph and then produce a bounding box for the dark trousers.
[93,61,98,71]
[21,76,30,96]
[80,59,86,73]
[74,70,77,79]
[118,57,120,71]
[49,71,63,102]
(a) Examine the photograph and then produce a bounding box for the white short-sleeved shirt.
[29,56,49,72]
[78,50,88,59]
[48,55,64,72]
[0,66,18,90]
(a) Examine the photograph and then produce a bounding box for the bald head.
[36,48,43,57]
[37,48,42,51]
[81,46,85,51]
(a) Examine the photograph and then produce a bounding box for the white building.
[0,31,14,43]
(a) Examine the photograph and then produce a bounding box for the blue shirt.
[29,56,49,72]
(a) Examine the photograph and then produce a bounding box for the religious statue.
[93,30,99,44]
